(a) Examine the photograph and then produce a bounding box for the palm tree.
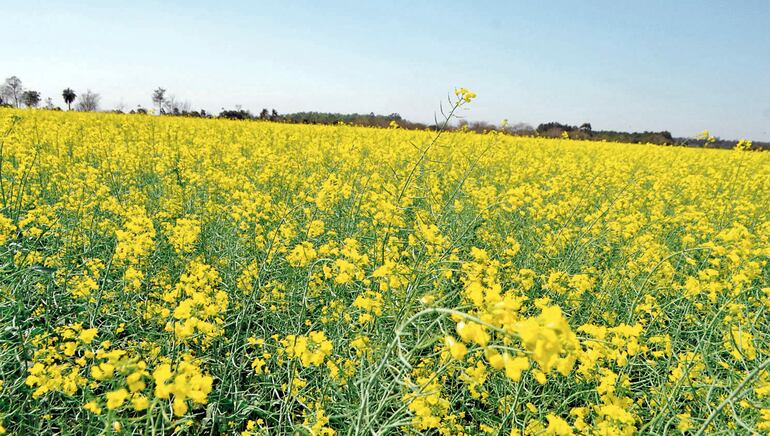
[62,88,76,111]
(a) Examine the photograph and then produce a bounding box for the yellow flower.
[287,241,317,267]
[78,328,98,344]
[251,357,266,374]
[503,354,529,381]
[127,371,146,392]
[105,388,129,410]
[444,336,468,360]
[676,413,692,432]
[153,364,174,399]
[350,336,370,357]
[166,217,201,254]
[456,321,490,346]
[132,394,150,411]
[282,331,333,367]
[544,414,573,435]
[91,362,114,381]
[0,214,15,246]
[454,87,477,102]
[113,207,156,265]
[83,400,102,415]
[515,306,577,375]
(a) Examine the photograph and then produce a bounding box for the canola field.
[0,103,769,435]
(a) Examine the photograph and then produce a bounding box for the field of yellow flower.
[0,102,769,435]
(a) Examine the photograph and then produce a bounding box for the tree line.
[1,76,100,111]
[1,75,767,149]
[534,121,675,145]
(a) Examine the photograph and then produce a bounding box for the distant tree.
[21,90,41,108]
[508,122,534,134]
[1,76,23,108]
[270,109,279,121]
[536,122,571,133]
[536,121,575,137]
[62,88,77,110]
[76,89,100,111]
[162,95,191,115]
[152,88,166,114]
[259,108,269,120]
[579,122,592,133]
[457,119,498,133]
[280,111,423,128]
[219,108,253,120]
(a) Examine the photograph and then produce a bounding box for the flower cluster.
[281,331,333,367]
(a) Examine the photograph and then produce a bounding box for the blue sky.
[3,0,770,140]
